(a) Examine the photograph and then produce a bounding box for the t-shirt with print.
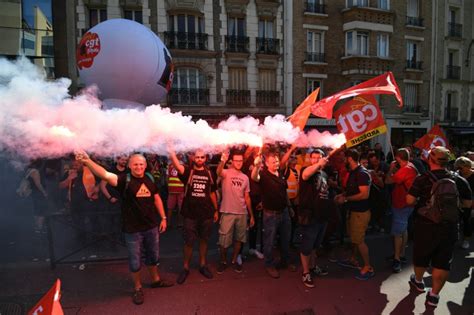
[299,168,331,221]
[179,166,217,220]
[258,168,288,212]
[391,162,418,209]
[116,173,159,233]
[346,165,371,212]
[220,168,250,215]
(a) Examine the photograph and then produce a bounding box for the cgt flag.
[413,125,450,159]
[311,72,402,119]
[28,279,63,315]
[334,95,387,148]
[288,88,319,130]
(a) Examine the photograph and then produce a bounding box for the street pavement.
[0,216,473,315]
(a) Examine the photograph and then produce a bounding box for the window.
[445,92,458,121]
[228,17,245,37]
[377,34,389,57]
[404,84,418,112]
[124,10,142,24]
[258,19,274,39]
[259,69,276,91]
[406,40,422,68]
[378,0,389,10]
[169,14,204,33]
[407,0,419,17]
[307,31,323,54]
[170,68,208,105]
[229,68,248,90]
[306,79,322,100]
[346,31,369,56]
[347,0,368,8]
[89,8,107,28]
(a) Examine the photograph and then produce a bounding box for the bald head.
[129,154,147,177]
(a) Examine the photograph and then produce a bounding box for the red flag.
[311,72,402,119]
[28,279,64,315]
[413,125,449,159]
[334,95,387,148]
[288,88,319,130]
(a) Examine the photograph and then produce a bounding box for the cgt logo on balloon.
[334,95,387,148]
[77,32,101,70]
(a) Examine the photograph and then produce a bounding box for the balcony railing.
[448,23,462,38]
[164,32,208,50]
[305,52,325,63]
[446,65,460,79]
[168,88,209,105]
[225,36,249,53]
[256,91,279,107]
[226,90,250,106]
[304,1,326,14]
[406,59,423,70]
[444,107,459,121]
[406,16,424,27]
[256,38,280,54]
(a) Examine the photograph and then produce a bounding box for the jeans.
[124,226,160,272]
[263,208,291,267]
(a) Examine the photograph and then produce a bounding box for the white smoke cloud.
[0,58,345,158]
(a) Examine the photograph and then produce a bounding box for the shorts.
[219,213,247,248]
[413,219,458,270]
[167,193,184,211]
[124,226,160,273]
[183,217,214,246]
[299,220,328,256]
[391,207,414,236]
[348,210,370,245]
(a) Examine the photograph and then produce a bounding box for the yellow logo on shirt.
[136,183,151,197]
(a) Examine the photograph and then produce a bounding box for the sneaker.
[461,239,470,249]
[176,269,189,285]
[302,272,314,288]
[310,265,328,277]
[337,259,360,269]
[232,263,243,273]
[150,279,174,288]
[425,291,439,307]
[249,248,264,259]
[236,254,243,265]
[216,262,227,274]
[265,266,280,279]
[409,274,425,293]
[392,260,402,273]
[355,268,375,281]
[132,288,144,305]
[199,266,213,279]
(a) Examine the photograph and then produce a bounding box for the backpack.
[16,169,33,198]
[417,171,460,224]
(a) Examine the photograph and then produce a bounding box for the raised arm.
[168,146,185,175]
[75,150,118,187]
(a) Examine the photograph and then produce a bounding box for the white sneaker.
[461,239,470,249]
[249,249,264,259]
[236,254,243,265]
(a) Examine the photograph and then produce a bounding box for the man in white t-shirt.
[216,151,255,273]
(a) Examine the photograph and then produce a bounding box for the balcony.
[225,36,249,53]
[305,52,325,63]
[256,91,279,107]
[447,23,462,38]
[164,32,208,50]
[168,88,209,105]
[226,89,250,106]
[446,65,460,79]
[406,16,424,27]
[444,108,459,122]
[304,1,326,14]
[406,59,423,70]
[256,38,280,55]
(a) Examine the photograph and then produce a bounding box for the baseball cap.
[429,146,450,164]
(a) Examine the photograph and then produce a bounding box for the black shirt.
[178,166,217,220]
[107,165,128,199]
[346,165,371,212]
[116,173,159,233]
[299,167,331,221]
[258,168,288,212]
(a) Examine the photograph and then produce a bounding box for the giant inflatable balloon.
[76,19,173,108]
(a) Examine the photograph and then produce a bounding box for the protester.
[27,159,48,233]
[166,153,185,228]
[454,156,474,249]
[406,146,471,308]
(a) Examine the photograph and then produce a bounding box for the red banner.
[413,125,449,159]
[334,95,387,148]
[288,88,319,130]
[311,72,402,119]
[28,279,63,315]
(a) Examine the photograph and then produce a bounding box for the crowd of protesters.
[19,143,473,307]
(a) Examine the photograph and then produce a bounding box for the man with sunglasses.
[169,147,218,284]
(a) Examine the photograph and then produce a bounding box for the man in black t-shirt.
[75,151,172,305]
[335,149,374,280]
[407,146,471,308]
[169,147,218,284]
